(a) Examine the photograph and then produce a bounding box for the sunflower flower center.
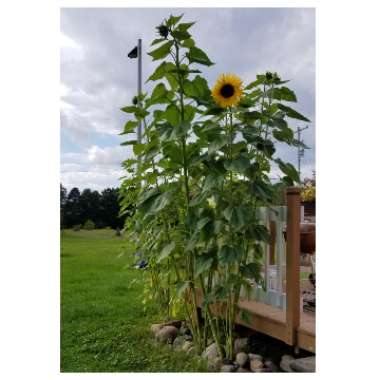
[220,84,235,98]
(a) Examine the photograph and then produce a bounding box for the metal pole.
[297,127,301,177]
[137,38,142,144]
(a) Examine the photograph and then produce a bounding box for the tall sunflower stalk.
[120,14,310,362]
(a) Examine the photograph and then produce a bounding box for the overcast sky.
[60,7,315,191]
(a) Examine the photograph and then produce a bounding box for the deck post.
[285,187,301,347]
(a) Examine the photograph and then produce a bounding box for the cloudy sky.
[61,7,315,191]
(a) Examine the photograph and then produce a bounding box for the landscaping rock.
[280,355,295,372]
[207,358,223,372]
[172,336,185,350]
[202,342,220,361]
[250,359,264,371]
[264,359,279,372]
[155,325,178,344]
[186,345,196,355]
[290,356,315,372]
[248,353,263,361]
[220,364,235,372]
[179,323,191,335]
[184,334,192,341]
[162,320,182,329]
[234,337,249,354]
[236,367,249,372]
[235,352,248,367]
[151,323,163,335]
[181,340,193,352]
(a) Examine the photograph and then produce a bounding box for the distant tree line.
[60,184,125,229]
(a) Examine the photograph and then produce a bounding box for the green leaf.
[208,135,228,155]
[195,255,214,277]
[167,14,183,27]
[240,262,261,280]
[184,104,196,122]
[276,159,300,183]
[148,40,174,61]
[182,38,195,48]
[224,156,250,173]
[245,76,266,90]
[177,22,196,32]
[176,281,190,296]
[147,62,175,82]
[272,126,294,143]
[187,46,214,66]
[172,30,191,40]
[162,143,183,165]
[121,140,137,146]
[203,172,224,192]
[246,224,271,244]
[196,217,212,231]
[270,87,297,102]
[223,206,251,230]
[151,38,165,46]
[119,120,137,135]
[218,245,243,266]
[189,191,208,207]
[277,103,310,122]
[121,106,138,113]
[137,188,161,206]
[157,241,175,263]
[133,143,145,155]
[164,104,181,126]
[149,190,174,213]
[150,82,169,105]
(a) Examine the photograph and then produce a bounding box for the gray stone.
[280,355,295,372]
[155,325,178,344]
[181,340,193,352]
[290,356,315,372]
[151,323,163,335]
[236,367,249,372]
[207,358,223,372]
[184,334,192,341]
[220,364,235,372]
[233,337,249,354]
[202,342,220,361]
[250,359,264,371]
[235,352,248,367]
[248,353,263,361]
[172,336,185,350]
[264,359,279,372]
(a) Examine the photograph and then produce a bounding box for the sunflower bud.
[156,24,169,39]
[265,71,273,81]
[132,96,138,105]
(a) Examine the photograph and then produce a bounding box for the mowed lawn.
[60,229,207,372]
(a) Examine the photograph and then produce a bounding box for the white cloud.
[61,8,315,190]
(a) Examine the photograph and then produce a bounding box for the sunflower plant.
[120,14,310,360]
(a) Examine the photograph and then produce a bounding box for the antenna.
[296,125,309,180]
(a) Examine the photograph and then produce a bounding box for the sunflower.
[211,73,243,108]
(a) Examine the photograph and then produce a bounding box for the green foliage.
[61,229,207,372]
[119,14,310,361]
[83,219,96,230]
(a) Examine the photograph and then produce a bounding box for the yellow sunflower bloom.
[211,73,243,108]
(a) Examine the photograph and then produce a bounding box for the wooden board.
[196,291,315,353]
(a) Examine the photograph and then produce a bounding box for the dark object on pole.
[137,39,142,144]
[127,46,138,58]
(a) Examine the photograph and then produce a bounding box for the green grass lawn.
[60,229,207,372]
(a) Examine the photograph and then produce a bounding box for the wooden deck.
[196,293,315,353]
[196,188,316,354]
[236,299,315,353]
